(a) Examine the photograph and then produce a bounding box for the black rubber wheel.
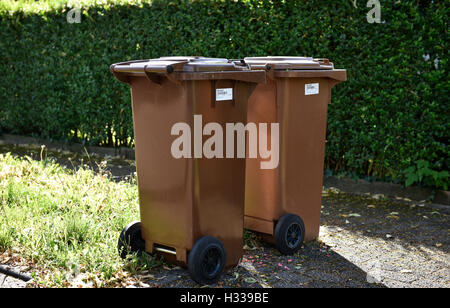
[118,221,145,259]
[188,236,226,285]
[274,214,305,255]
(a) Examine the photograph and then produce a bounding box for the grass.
[0,152,162,287]
[0,0,152,14]
[0,0,255,14]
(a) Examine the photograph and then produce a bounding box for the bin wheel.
[274,214,305,255]
[188,236,226,284]
[118,221,145,259]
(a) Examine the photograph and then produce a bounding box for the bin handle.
[144,62,187,85]
[110,64,130,84]
[245,63,274,80]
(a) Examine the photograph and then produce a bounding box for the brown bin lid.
[125,56,240,72]
[111,56,266,83]
[244,56,334,70]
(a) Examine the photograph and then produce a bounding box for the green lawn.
[0,152,160,287]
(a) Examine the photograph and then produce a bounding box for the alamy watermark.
[66,1,81,24]
[170,115,280,170]
[354,0,382,24]
[366,0,381,24]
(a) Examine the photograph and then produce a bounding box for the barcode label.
[216,88,233,101]
[305,83,319,95]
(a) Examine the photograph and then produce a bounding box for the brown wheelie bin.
[242,56,346,255]
[110,57,266,284]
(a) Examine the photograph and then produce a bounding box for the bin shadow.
[137,240,385,288]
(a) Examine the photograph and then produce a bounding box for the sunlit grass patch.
[0,152,159,287]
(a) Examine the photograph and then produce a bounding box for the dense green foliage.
[0,1,448,189]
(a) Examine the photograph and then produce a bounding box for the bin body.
[111,57,266,267]
[243,57,346,242]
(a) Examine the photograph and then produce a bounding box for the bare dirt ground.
[1,144,449,288]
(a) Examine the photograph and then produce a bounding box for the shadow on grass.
[0,144,136,182]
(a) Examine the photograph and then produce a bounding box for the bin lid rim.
[244,56,334,70]
[112,56,252,73]
[155,56,229,63]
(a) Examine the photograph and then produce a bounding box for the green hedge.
[0,0,448,189]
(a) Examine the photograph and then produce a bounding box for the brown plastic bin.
[111,57,266,284]
[242,56,346,254]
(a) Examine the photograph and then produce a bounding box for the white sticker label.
[305,83,319,95]
[216,88,233,101]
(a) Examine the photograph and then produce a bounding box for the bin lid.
[111,56,267,84]
[244,56,334,70]
[112,56,251,73]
